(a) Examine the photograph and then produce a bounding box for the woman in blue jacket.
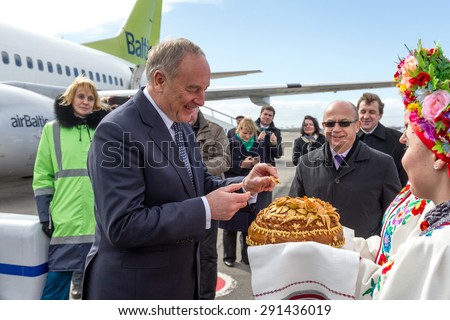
[219,117,264,266]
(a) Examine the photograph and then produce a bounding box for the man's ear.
[153,70,166,92]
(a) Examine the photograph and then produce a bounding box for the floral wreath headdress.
[394,40,450,174]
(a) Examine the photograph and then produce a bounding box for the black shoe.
[224,260,235,267]
[241,258,249,265]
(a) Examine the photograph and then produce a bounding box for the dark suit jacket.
[83,88,241,299]
[288,140,401,238]
[358,123,407,186]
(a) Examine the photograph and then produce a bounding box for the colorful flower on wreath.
[394,40,450,171]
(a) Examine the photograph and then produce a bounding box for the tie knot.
[172,122,182,132]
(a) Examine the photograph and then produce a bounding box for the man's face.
[188,107,200,126]
[259,109,274,126]
[358,101,382,132]
[155,53,210,123]
[323,102,361,153]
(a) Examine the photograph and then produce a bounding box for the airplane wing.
[98,80,396,106]
[211,70,262,79]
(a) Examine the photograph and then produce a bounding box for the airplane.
[0,0,395,181]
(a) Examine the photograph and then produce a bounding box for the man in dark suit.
[356,93,408,186]
[82,38,277,300]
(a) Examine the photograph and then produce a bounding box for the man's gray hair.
[146,38,205,84]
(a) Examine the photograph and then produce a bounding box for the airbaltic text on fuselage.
[11,115,49,128]
[125,31,150,60]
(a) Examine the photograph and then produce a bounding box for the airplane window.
[14,54,22,67]
[47,62,53,73]
[37,59,44,71]
[114,77,118,86]
[108,75,113,85]
[74,67,79,77]
[1,51,10,64]
[120,78,124,87]
[65,66,71,76]
[96,72,100,82]
[81,69,86,76]
[26,57,33,69]
[56,64,62,75]
[102,74,107,83]
[88,71,94,80]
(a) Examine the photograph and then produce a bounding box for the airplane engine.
[0,84,54,180]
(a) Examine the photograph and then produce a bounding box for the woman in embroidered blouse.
[355,41,450,299]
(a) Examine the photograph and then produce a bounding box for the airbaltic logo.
[11,115,48,128]
[125,31,150,60]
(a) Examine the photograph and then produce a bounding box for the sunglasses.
[323,120,358,128]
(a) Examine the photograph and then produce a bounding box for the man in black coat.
[356,93,408,186]
[255,105,283,208]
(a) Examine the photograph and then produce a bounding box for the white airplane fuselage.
[0,23,145,180]
[0,22,140,92]
[0,84,53,179]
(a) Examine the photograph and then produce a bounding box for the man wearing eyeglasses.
[288,100,401,238]
[356,92,408,187]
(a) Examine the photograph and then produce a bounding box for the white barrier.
[0,213,49,299]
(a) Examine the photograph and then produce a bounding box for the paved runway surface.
[0,130,299,300]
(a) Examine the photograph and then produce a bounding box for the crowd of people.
[29,37,450,300]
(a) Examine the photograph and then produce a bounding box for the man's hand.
[269,133,277,145]
[240,156,254,169]
[242,163,278,193]
[206,183,252,221]
[257,131,267,141]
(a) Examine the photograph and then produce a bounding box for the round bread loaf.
[247,196,345,248]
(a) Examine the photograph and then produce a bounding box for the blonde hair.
[59,76,107,111]
[236,117,257,136]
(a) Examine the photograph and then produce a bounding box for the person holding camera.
[255,105,283,208]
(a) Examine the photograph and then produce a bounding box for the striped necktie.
[172,122,194,185]
[334,154,345,170]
